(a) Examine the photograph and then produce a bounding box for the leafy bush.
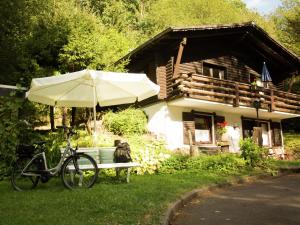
[159,154,246,174]
[0,95,23,179]
[74,130,117,147]
[125,135,170,175]
[240,138,268,168]
[102,108,147,135]
[64,130,171,175]
[158,155,190,174]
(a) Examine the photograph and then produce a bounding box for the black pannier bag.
[16,144,36,157]
[114,142,132,163]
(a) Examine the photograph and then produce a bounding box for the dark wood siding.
[179,55,261,84]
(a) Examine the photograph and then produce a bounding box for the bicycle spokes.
[61,154,98,190]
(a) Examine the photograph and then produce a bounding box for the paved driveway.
[172,174,300,225]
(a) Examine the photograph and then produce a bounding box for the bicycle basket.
[16,144,36,157]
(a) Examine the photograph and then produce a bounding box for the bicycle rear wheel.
[61,153,98,190]
[11,157,39,191]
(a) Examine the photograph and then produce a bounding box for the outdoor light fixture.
[253,99,261,119]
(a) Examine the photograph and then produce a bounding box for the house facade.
[122,22,300,154]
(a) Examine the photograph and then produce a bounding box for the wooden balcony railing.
[169,73,300,114]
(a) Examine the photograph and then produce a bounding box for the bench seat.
[62,147,140,183]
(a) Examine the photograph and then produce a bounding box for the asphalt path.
[172,174,300,225]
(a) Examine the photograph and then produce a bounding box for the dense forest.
[0,0,299,87]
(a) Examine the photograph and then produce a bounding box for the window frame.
[194,114,213,144]
[202,62,227,80]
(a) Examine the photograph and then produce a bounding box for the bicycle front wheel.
[61,153,98,190]
[11,157,39,191]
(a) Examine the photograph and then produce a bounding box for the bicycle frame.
[22,136,75,177]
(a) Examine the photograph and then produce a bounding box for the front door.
[242,119,270,147]
[260,122,270,146]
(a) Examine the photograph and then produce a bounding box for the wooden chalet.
[122,22,300,154]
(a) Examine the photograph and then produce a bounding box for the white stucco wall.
[143,102,283,152]
[143,102,185,149]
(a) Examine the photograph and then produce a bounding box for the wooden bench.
[74,147,140,183]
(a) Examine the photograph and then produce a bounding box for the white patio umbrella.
[26,69,160,132]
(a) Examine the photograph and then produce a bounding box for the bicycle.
[11,128,99,191]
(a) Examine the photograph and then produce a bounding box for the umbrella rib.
[29,79,94,93]
[98,79,139,102]
[55,82,89,105]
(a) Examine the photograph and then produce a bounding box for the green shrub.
[126,135,170,175]
[0,94,24,179]
[74,130,117,147]
[240,138,268,168]
[159,154,246,174]
[65,130,171,175]
[283,133,300,159]
[158,155,189,174]
[102,108,147,135]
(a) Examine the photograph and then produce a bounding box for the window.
[203,63,227,80]
[194,115,212,144]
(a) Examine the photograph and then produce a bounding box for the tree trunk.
[62,107,67,133]
[84,108,92,135]
[50,106,55,131]
[71,107,76,127]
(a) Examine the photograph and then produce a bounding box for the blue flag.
[262,62,272,82]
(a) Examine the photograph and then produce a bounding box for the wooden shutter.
[271,122,282,146]
[183,112,195,145]
[214,115,225,142]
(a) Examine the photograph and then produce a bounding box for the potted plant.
[216,121,229,152]
[250,79,258,91]
[216,121,228,141]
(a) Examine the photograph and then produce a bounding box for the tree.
[272,0,300,56]
[142,0,276,38]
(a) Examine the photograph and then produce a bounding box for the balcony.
[169,73,300,117]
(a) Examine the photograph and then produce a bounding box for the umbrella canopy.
[26,70,160,134]
[261,62,272,83]
[26,69,160,107]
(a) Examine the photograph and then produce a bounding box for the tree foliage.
[272,0,300,56]
[142,0,276,37]
[0,0,298,87]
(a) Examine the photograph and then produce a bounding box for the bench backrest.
[76,147,116,164]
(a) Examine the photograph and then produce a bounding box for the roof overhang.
[168,97,300,120]
[119,22,299,81]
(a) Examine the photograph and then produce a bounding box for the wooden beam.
[173,37,187,79]
[234,82,240,107]
[270,89,275,112]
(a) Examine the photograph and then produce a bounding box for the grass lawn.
[0,170,249,225]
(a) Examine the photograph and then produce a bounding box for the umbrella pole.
[93,85,97,134]
[92,85,97,147]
